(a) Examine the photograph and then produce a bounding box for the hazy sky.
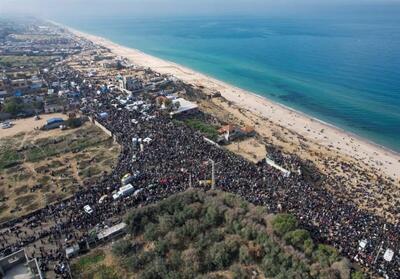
[1,0,400,18]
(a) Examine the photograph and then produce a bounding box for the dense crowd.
[0,67,399,279]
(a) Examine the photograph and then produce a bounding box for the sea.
[57,15,400,152]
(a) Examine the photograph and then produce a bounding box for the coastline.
[60,23,400,181]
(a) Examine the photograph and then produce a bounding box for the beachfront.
[70,27,400,182]
[2,18,400,278]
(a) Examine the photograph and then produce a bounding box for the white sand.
[68,28,400,181]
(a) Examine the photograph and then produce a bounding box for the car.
[1,122,11,129]
[121,171,141,185]
[83,205,93,214]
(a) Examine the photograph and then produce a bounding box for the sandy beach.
[67,27,400,182]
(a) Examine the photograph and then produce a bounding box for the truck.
[113,184,135,200]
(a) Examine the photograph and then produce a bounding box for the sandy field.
[67,28,400,182]
[0,121,120,223]
[0,113,66,139]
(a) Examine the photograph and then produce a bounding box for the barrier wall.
[88,116,117,143]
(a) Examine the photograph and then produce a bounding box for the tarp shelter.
[14,90,23,97]
[47,118,64,125]
[99,112,108,119]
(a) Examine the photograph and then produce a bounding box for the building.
[217,124,256,143]
[44,102,64,113]
[11,79,28,90]
[169,98,199,117]
[0,249,43,279]
[119,76,142,91]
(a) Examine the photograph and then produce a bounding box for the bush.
[158,214,175,235]
[167,250,182,271]
[66,117,83,128]
[141,257,168,279]
[90,265,119,279]
[283,229,312,252]
[313,244,339,268]
[154,239,169,256]
[181,248,201,273]
[272,214,298,236]
[351,271,365,279]
[184,118,219,141]
[239,245,252,264]
[204,204,224,226]
[206,241,235,270]
[230,264,251,279]
[143,223,160,241]
[112,239,133,257]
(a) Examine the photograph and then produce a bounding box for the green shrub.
[313,244,339,268]
[143,222,160,241]
[230,264,251,279]
[351,271,365,279]
[154,239,169,256]
[283,229,312,252]
[206,241,236,270]
[272,214,298,236]
[141,257,168,279]
[239,245,252,264]
[184,118,219,141]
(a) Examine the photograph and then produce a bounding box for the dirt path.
[70,159,84,186]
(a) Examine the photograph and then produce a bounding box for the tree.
[351,271,365,279]
[239,245,252,264]
[313,244,339,268]
[174,101,181,111]
[272,214,298,236]
[164,98,173,111]
[3,97,23,115]
[283,229,312,252]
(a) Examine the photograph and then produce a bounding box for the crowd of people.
[0,63,399,279]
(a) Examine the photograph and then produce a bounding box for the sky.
[1,0,400,18]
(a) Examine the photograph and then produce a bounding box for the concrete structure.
[0,249,43,279]
[217,124,256,143]
[169,98,198,117]
[44,103,64,113]
[11,79,28,89]
[265,158,291,178]
[119,76,142,91]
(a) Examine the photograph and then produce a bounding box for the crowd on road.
[0,67,399,278]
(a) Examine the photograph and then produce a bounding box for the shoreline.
[57,22,400,181]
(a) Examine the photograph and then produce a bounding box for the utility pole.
[210,159,215,190]
[374,241,384,265]
[189,173,192,188]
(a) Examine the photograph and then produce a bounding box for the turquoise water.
[57,16,400,152]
